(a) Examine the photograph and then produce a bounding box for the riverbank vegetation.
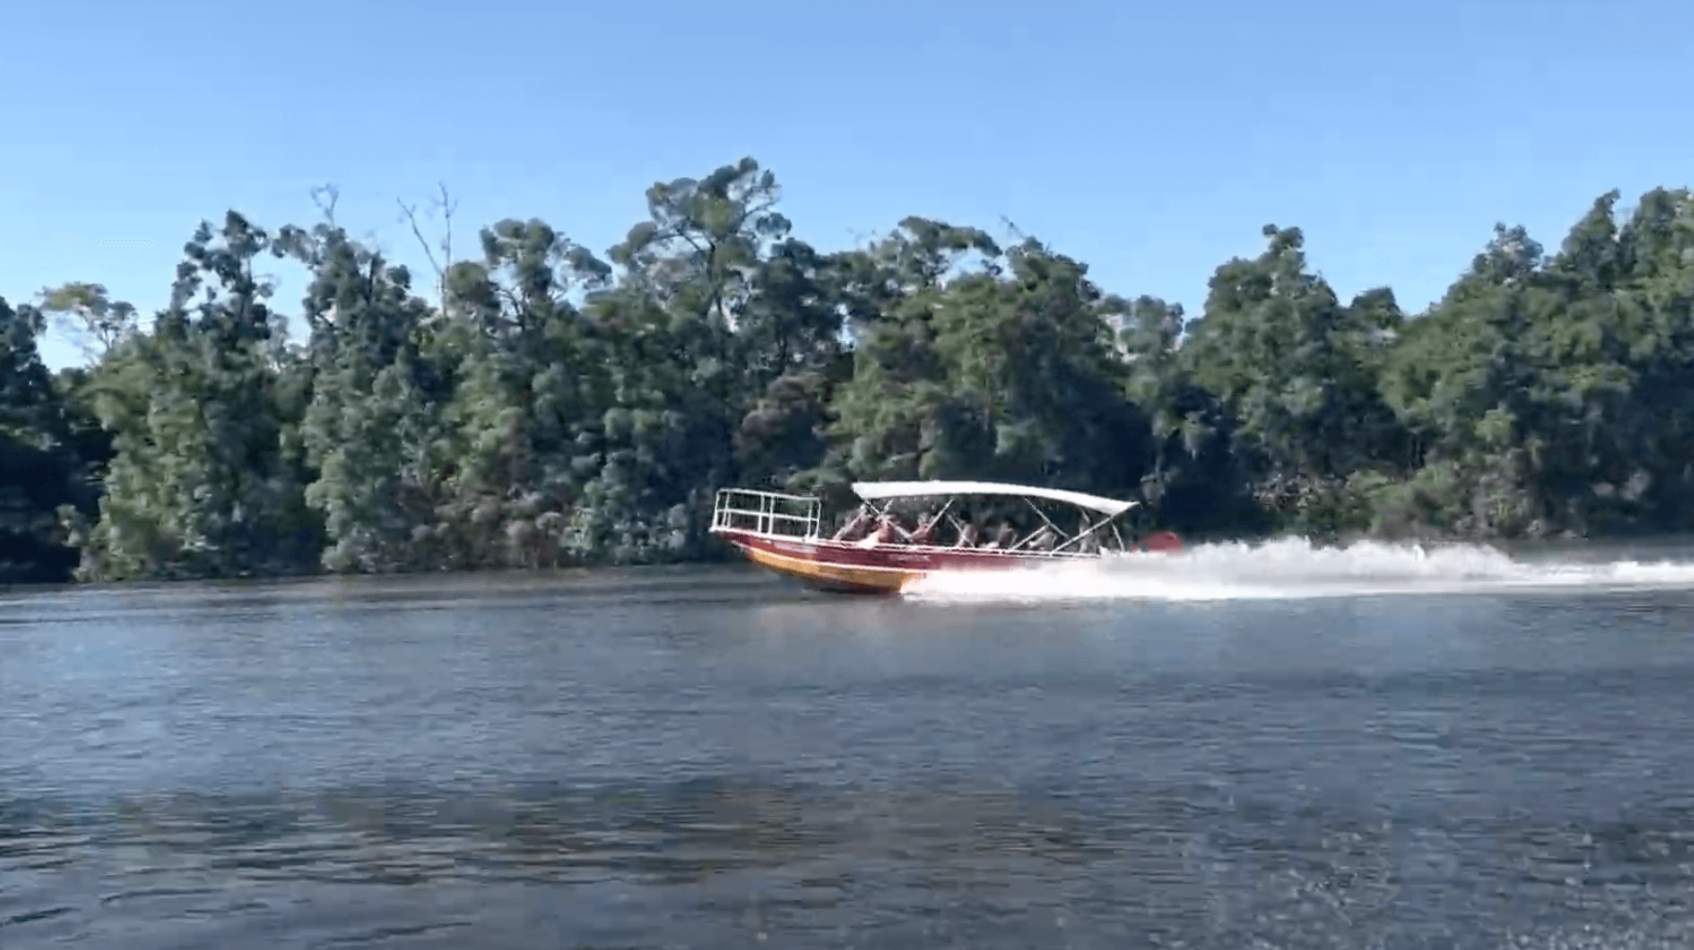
[4,158,1694,583]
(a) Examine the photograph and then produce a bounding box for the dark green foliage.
[0,297,108,584]
[7,164,1694,583]
[69,214,323,580]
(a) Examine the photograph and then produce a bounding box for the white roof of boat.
[850,480,1139,516]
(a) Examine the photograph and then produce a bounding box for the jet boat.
[709,480,1183,594]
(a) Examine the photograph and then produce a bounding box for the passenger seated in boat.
[857,513,909,547]
[908,511,943,546]
[1028,524,1059,552]
[832,506,874,541]
[953,519,980,548]
[886,514,916,543]
[981,522,1016,550]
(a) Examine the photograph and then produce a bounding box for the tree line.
[4,158,1693,584]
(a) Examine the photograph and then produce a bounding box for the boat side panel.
[732,537,919,594]
[720,530,1085,573]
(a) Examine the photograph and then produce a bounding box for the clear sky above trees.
[5,0,1692,370]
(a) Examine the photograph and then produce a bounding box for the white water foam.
[901,536,1694,602]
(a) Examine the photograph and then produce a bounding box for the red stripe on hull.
[726,531,1101,570]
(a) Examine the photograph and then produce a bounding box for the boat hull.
[714,528,1108,594]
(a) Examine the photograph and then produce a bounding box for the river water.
[5,539,1694,948]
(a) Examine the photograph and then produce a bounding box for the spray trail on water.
[901,537,1694,602]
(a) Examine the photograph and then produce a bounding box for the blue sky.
[4,0,1690,370]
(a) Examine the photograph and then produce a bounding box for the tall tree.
[289,222,447,573]
[1181,225,1406,529]
[0,296,92,582]
[74,213,321,580]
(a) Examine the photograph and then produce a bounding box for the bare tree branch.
[397,182,457,318]
[435,183,455,272]
[312,185,340,226]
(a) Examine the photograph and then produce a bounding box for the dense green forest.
[4,158,1694,584]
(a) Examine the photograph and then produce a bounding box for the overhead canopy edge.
[850,480,1138,517]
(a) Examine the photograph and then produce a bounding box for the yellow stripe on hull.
[738,542,924,594]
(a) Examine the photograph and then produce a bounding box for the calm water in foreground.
[4,560,1694,948]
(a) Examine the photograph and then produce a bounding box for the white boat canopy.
[850,480,1140,517]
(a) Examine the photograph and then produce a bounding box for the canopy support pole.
[1050,514,1117,555]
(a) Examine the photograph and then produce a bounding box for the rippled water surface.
[5,554,1694,948]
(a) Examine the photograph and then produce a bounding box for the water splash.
[902,536,1694,602]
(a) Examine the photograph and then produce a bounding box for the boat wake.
[901,536,1694,602]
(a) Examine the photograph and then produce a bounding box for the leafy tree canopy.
[8,160,1694,583]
